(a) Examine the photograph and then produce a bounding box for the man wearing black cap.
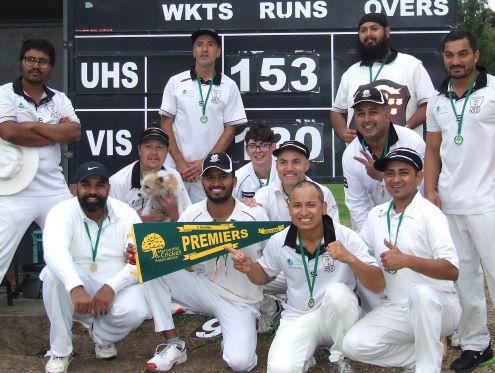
[343,148,460,372]
[330,12,434,143]
[159,28,247,204]
[141,152,269,372]
[109,127,191,222]
[342,84,424,232]
[41,161,150,373]
[247,140,339,223]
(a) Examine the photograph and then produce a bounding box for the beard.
[359,37,390,62]
[78,195,107,213]
[204,184,234,204]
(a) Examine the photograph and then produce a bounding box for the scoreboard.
[68,0,456,182]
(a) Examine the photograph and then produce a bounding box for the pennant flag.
[132,221,290,283]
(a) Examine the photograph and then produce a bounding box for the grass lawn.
[325,183,351,228]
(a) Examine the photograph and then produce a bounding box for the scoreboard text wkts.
[68,0,456,182]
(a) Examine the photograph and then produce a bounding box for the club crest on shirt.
[287,257,303,269]
[211,89,221,104]
[182,89,194,97]
[322,252,335,272]
[469,96,484,114]
[435,104,449,115]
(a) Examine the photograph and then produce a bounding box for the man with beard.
[331,13,435,142]
[41,162,150,373]
[141,152,269,372]
[424,29,495,372]
[0,38,80,284]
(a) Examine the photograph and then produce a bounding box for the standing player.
[233,123,278,199]
[160,29,247,203]
[343,84,425,231]
[109,127,191,222]
[331,13,434,142]
[424,29,495,371]
[343,148,461,372]
[230,181,384,373]
[141,153,269,372]
[0,38,80,283]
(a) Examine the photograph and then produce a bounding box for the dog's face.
[138,171,179,197]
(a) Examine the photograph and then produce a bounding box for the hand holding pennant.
[132,221,290,283]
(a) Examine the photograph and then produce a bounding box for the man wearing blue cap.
[41,161,150,373]
[159,29,247,203]
[343,148,460,372]
[331,13,435,142]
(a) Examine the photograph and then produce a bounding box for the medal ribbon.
[298,233,322,306]
[360,133,389,159]
[257,171,270,189]
[369,62,385,83]
[197,76,215,119]
[448,72,478,143]
[386,198,411,274]
[84,220,103,263]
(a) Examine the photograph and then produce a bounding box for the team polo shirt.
[343,124,425,231]
[0,78,80,196]
[109,160,191,219]
[179,198,268,305]
[426,67,495,214]
[159,68,247,163]
[233,157,279,199]
[254,176,340,224]
[258,215,378,320]
[332,50,434,136]
[360,192,458,302]
[42,196,141,293]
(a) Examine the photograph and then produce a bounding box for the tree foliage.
[457,0,495,73]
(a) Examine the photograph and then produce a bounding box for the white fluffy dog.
[138,170,184,219]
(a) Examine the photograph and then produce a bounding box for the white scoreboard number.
[227,52,320,93]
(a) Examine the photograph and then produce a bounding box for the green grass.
[325,183,351,228]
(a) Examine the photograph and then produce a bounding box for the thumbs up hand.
[380,239,409,272]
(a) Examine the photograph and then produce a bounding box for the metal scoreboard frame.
[67,0,456,182]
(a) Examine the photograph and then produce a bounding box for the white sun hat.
[0,137,39,195]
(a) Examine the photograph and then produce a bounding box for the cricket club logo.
[211,89,221,104]
[362,89,371,98]
[469,96,484,114]
[350,80,411,129]
[322,252,335,272]
[210,154,219,162]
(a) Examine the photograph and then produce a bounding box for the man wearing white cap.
[342,84,425,232]
[0,38,80,283]
[41,161,150,373]
[141,152,269,372]
[343,148,460,373]
[160,29,247,203]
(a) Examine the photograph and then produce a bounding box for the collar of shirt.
[189,66,222,85]
[360,48,398,67]
[13,77,55,107]
[283,214,337,260]
[437,65,488,99]
[131,161,165,189]
[357,123,399,160]
[377,190,422,219]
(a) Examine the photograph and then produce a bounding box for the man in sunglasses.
[0,38,80,284]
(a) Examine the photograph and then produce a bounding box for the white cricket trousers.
[144,270,259,372]
[0,192,71,283]
[343,285,461,373]
[267,283,359,373]
[447,212,495,351]
[41,266,150,357]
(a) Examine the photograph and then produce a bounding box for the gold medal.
[90,261,97,272]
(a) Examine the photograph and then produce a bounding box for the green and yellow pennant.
[132,221,290,283]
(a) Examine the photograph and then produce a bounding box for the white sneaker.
[303,355,316,372]
[45,355,71,373]
[329,356,355,373]
[94,342,117,360]
[257,299,282,334]
[145,341,187,372]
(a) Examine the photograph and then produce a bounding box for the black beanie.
[358,13,389,28]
